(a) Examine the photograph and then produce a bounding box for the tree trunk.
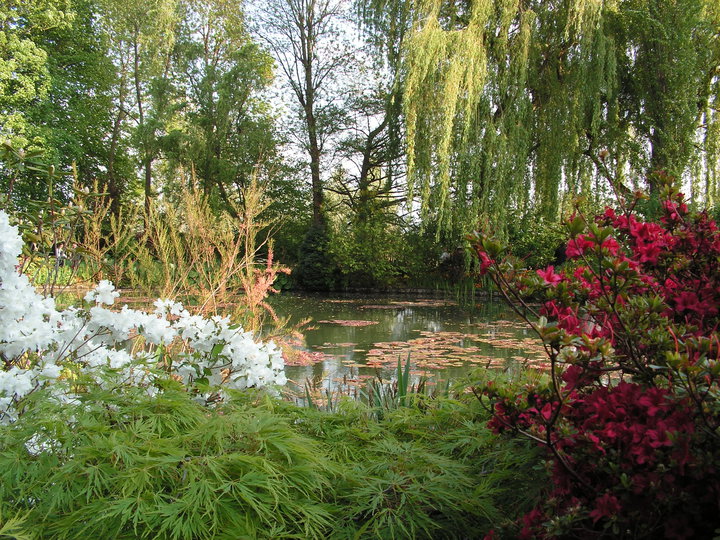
[107,107,126,217]
[132,24,152,215]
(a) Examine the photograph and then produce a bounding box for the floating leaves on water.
[316,319,379,327]
[361,329,545,371]
[360,299,458,309]
[281,302,549,375]
[279,340,330,366]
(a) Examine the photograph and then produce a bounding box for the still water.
[60,288,545,392]
[269,294,546,391]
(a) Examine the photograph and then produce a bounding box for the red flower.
[589,492,621,523]
[674,291,700,313]
[540,402,553,421]
[537,266,563,285]
[601,237,620,255]
[519,508,545,539]
[566,234,594,258]
[477,250,495,274]
[476,184,720,539]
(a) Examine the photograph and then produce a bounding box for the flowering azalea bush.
[0,210,286,423]
[473,183,720,538]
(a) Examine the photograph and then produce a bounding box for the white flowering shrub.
[0,210,286,423]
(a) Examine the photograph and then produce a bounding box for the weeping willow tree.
[368,0,720,235]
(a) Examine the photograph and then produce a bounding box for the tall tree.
[324,0,413,226]
[255,0,351,226]
[32,0,116,186]
[0,1,70,149]
[0,0,119,206]
[395,0,720,235]
[98,0,179,214]
[167,0,277,211]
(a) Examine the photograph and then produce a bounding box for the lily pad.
[316,319,379,327]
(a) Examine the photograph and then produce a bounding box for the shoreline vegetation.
[2,181,719,538]
[2,0,720,536]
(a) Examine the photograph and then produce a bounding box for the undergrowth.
[0,377,544,539]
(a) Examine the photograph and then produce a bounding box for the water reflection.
[269,293,546,391]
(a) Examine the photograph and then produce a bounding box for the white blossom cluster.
[0,210,286,423]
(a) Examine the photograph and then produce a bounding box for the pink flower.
[477,250,495,274]
[674,291,700,313]
[601,237,620,255]
[537,266,563,285]
[566,234,594,258]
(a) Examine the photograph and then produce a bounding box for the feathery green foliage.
[1,370,545,539]
[0,382,337,539]
[399,0,720,234]
[287,389,544,539]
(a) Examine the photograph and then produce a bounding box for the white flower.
[40,363,62,379]
[0,367,35,398]
[0,208,288,422]
[84,280,120,305]
[0,213,23,270]
[137,314,176,345]
[154,298,184,317]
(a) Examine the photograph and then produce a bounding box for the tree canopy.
[393,0,720,234]
[2,0,720,288]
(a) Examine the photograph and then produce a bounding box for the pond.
[55,287,547,395]
[269,293,547,393]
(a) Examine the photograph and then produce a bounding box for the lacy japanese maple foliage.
[473,184,720,539]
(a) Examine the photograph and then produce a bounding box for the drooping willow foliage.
[362,0,720,235]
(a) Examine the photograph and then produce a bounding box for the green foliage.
[0,383,337,539]
[164,0,278,210]
[400,0,720,233]
[30,0,116,185]
[1,0,116,205]
[0,372,546,539]
[507,216,567,269]
[294,222,337,291]
[0,511,33,540]
[326,194,451,290]
[2,0,281,215]
[285,390,545,539]
[0,1,71,147]
[362,354,424,417]
[330,218,404,289]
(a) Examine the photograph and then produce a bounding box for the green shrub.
[507,216,567,269]
[1,377,545,540]
[294,222,338,290]
[277,392,545,539]
[0,382,337,539]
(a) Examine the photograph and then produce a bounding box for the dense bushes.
[506,216,568,269]
[294,219,448,291]
[473,181,720,538]
[0,382,543,539]
[289,396,544,538]
[0,384,336,539]
[294,222,337,291]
